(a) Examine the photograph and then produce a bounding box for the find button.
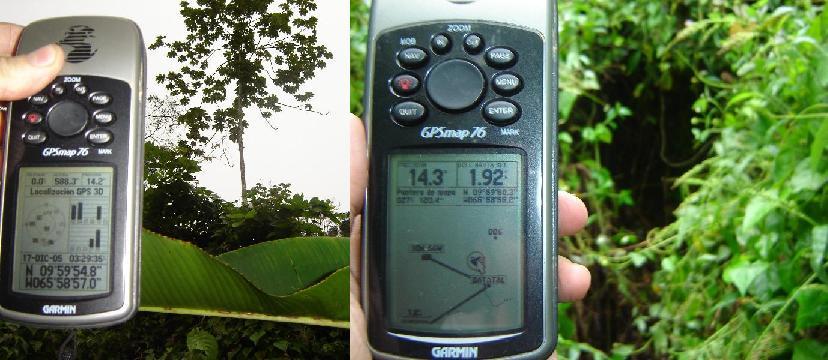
[483,100,521,126]
[87,129,113,145]
[392,101,426,126]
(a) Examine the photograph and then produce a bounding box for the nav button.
[392,101,426,126]
[397,48,428,69]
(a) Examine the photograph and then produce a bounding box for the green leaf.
[811,120,828,170]
[140,230,349,327]
[274,339,290,352]
[723,256,769,296]
[187,328,219,360]
[790,159,828,193]
[741,191,776,234]
[795,285,828,330]
[217,237,348,296]
[558,303,575,339]
[559,89,577,120]
[813,225,828,274]
[793,339,828,360]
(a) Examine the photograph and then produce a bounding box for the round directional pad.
[47,101,88,137]
[425,59,485,112]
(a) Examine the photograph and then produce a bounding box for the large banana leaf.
[139,230,349,328]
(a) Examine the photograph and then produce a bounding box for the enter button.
[483,100,520,126]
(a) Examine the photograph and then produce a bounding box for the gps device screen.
[11,166,113,297]
[387,151,524,334]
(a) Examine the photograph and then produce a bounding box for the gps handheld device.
[0,17,145,328]
[362,0,559,358]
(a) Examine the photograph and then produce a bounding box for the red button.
[23,111,44,125]
[392,74,420,96]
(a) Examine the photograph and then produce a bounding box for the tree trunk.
[235,97,248,205]
[238,122,247,204]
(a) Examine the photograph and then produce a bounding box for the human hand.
[0,23,64,102]
[349,115,591,359]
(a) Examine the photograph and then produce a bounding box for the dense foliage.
[349,0,827,358]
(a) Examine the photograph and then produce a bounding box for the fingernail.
[26,45,57,67]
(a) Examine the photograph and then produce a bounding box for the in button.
[431,34,451,54]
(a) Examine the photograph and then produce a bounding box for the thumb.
[0,44,64,101]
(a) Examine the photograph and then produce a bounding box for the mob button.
[483,100,520,126]
[391,101,426,126]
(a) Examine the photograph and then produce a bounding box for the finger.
[0,43,65,101]
[558,255,591,301]
[350,274,371,360]
[0,23,23,56]
[350,213,363,282]
[350,114,367,216]
[558,190,588,236]
[350,115,367,282]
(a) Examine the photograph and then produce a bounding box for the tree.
[150,0,332,201]
[216,183,345,251]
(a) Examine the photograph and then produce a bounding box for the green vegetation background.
[351,0,827,358]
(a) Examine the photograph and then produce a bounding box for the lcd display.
[12,167,113,296]
[387,152,524,334]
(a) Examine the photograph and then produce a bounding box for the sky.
[3,0,350,210]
